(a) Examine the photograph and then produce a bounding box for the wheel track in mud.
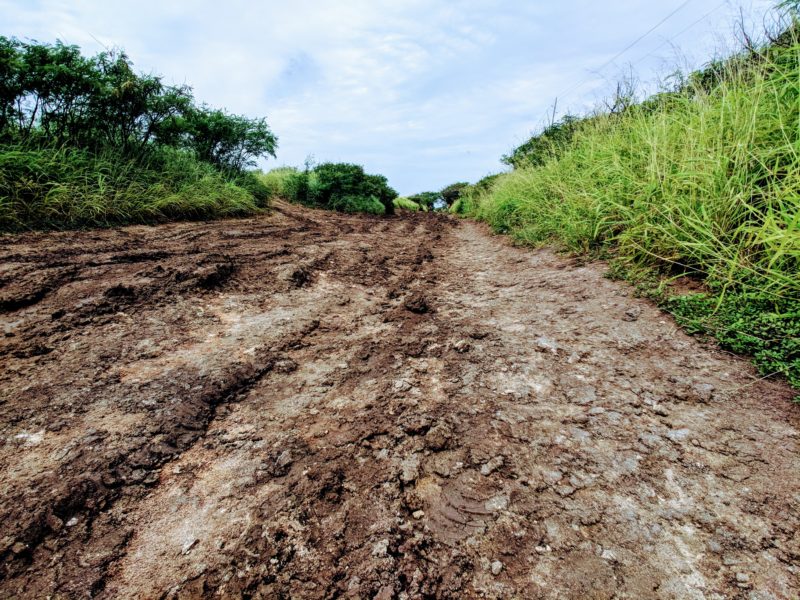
[0,202,798,599]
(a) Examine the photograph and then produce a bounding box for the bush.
[394,197,421,211]
[440,182,469,207]
[281,162,397,215]
[407,191,439,211]
[329,194,385,214]
[255,167,299,200]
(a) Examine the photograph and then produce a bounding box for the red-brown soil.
[1,202,798,599]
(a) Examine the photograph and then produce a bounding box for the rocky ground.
[0,202,798,599]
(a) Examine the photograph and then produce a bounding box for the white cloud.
[0,0,776,193]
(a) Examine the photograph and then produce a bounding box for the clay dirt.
[0,203,798,599]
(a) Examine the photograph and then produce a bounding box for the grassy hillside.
[456,20,800,389]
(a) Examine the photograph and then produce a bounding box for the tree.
[440,182,469,206]
[408,191,440,211]
[309,162,397,215]
[0,37,277,173]
[183,107,277,172]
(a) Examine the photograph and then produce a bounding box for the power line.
[551,0,695,105]
[631,0,727,68]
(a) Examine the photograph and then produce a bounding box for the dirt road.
[1,202,798,599]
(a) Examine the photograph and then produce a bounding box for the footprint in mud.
[414,474,500,545]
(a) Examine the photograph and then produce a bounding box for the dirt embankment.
[1,202,798,599]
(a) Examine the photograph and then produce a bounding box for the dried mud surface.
[0,202,798,599]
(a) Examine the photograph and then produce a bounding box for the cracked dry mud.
[0,202,798,599]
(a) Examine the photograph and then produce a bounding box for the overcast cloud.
[0,0,775,194]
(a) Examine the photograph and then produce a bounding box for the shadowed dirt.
[1,202,798,599]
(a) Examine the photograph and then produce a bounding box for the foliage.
[394,197,422,211]
[407,191,439,211]
[282,162,398,215]
[330,194,385,214]
[181,107,276,172]
[255,166,299,199]
[451,173,502,215]
[0,145,257,229]
[461,19,800,391]
[502,115,582,169]
[668,291,799,387]
[440,182,469,206]
[0,37,277,229]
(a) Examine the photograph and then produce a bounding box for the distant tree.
[310,162,397,215]
[440,182,469,206]
[408,191,440,211]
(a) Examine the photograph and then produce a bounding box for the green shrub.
[329,194,385,214]
[668,291,799,387]
[407,191,440,210]
[440,182,469,207]
[394,197,421,211]
[256,167,299,200]
[281,162,397,215]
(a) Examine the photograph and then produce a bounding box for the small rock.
[556,485,576,497]
[11,542,27,555]
[400,454,421,483]
[622,306,641,321]
[276,450,293,470]
[273,359,298,374]
[653,405,669,417]
[690,383,715,403]
[490,560,504,575]
[480,455,504,476]
[666,428,691,442]
[453,339,471,353]
[393,380,412,393]
[405,294,430,314]
[412,510,425,520]
[372,539,389,557]
[485,495,509,512]
[424,422,452,451]
[66,517,79,527]
[535,337,559,354]
[601,548,617,562]
[181,538,199,555]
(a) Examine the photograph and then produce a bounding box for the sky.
[0,0,777,195]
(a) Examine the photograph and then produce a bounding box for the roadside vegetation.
[453,10,800,390]
[257,162,398,215]
[0,37,280,230]
[394,197,422,211]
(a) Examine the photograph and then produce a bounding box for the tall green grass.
[461,26,800,389]
[0,146,262,230]
[394,197,423,211]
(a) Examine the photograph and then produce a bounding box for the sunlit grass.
[463,26,800,387]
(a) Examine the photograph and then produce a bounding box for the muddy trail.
[0,202,798,599]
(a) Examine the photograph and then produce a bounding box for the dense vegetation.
[258,162,398,215]
[0,37,276,229]
[454,14,800,390]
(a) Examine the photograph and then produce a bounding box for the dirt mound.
[0,201,798,598]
